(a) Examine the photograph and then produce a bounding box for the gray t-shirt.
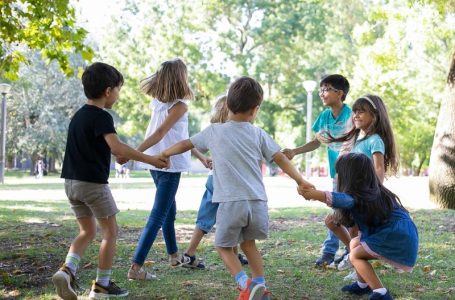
[190,121,281,203]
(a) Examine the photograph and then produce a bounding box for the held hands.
[116,156,129,165]
[297,180,316,201]
[200,157,213,169]
[150,154,170,169]
[281,148,295,160]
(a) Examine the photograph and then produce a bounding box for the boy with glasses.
[282,74,351,268]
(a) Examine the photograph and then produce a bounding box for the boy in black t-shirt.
[53,62,168,300]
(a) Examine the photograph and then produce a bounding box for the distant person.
[282,74,352,267]
[300,153,418,300]
[178,95,248,270]
[161,76,315,299]
[35,159,44,179]
[115,162,128,178]
[52,62,168,300]
[127,58,209,280]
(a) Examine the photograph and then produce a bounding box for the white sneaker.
[343,270,358,281]
[338,254,353,271]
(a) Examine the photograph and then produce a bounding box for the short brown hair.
[140,58,194,103]
[227,76,263,113]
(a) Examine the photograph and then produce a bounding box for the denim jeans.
[195,175,218,233]
[132,170,181,265]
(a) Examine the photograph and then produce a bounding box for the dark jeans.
[132,170,181,265]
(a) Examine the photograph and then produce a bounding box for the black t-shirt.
[61,104,116,183]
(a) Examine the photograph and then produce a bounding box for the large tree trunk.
[428,51,455,209]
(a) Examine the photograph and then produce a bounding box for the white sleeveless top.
[139,98,191,172]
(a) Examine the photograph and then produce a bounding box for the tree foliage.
[0,0,93,80]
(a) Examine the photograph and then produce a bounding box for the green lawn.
[0,179,454,299]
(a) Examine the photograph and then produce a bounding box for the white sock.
[64,252,80,275]
[96,268,112,287]
[373,288,387,295]
[357,281,369,288]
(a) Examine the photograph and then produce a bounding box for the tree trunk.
[428,51,455,209]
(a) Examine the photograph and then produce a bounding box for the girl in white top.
[128,58,209,280]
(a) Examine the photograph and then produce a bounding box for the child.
[323,94,399,272]
[179,95,248,269]
[282,74,352,267]
[53,62,168,300]
[300,153,418,300]
[127,58,208,280]
[161,76,315,299]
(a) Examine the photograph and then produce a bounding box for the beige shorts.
[214,200,269,247]
[64,179,119,219]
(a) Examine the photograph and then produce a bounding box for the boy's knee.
[81,229,96,241]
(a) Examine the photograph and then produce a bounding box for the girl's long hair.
[210,95,229,123]
[140,58,194,102]
[328,94,398,175]
[336,153,405,227]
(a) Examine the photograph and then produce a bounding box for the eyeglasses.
[319,87,339,94]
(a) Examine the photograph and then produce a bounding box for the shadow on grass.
[0,204,454,300]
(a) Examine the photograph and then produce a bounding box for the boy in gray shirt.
[161,76,314,299]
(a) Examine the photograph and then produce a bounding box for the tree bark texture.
[429,51,455,209]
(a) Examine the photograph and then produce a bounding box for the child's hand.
[281,148,295,160]
[297,187,315,200]
[116,156,129,165]
[201,157,213,169]
[151,154,169,169]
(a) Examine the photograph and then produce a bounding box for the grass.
[0,179,454,299]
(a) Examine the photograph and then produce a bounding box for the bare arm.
[272,151,315,189]
[372,152,385,183]
[282,138,321,160]
[191,148,212,169]
[104,133,168,168]
[162,139,195,158]
[299,188,327,204]
[137,102,188,152]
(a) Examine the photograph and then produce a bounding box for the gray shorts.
[214,200,268,247]
[64,179,119,219]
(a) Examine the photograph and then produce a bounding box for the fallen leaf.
[143,260,155,267]
[83,262,93,269]
[423,265,431,273]
[416,287,426,292]
[8,290,20,297]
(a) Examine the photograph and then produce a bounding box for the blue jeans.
[321,178,340,255]
[132,170,181,265]
[195,175,218,233]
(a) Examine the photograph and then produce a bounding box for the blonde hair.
[140,58,194,103]
[210,95,229,123]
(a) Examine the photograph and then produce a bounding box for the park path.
[0,175,437,211]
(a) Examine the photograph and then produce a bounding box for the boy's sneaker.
[338,253,353,271]
[238,253,249,265]
[369,290,394,300]
[88,280,128,299]
[315,253,335,267]
[334,249,349,264]
[341,282,372,295]
[237,279,266,300]
[261,289,271,300]
[52,264,78,300]
[181,253,206,270]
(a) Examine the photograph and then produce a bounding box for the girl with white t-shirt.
[127,58,209,280]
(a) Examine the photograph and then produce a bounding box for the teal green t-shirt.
[352,133,385,159]
[312,104,352,178]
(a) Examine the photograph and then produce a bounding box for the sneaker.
[338,253,353,271]
[238,253,249,265]
[181,253,206,270]
[315,253,335,267]
[52,264,78,300]
[343,270,358,281]
[369,290,394,300]
[237,279,266,300]
[261,289,271,300]
[127,266,157,280]
[334,249,349,264]
[341,282,372,295]
[170,254,191,267]
[88,280,128,299]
